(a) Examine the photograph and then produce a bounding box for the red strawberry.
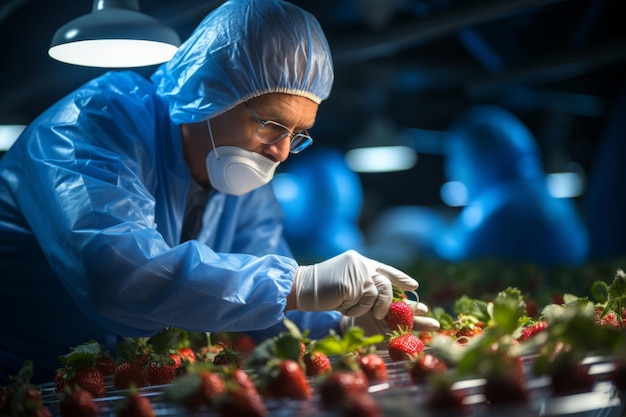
[114,361,150,390]
[233,334,256,356]
[409,353,448,385]
[299,342,307,360]
[264,359,311,400]
[5,386,52,417]
[388,332,424,361]
[595,308,621,328]
[168,353,182,369]
[384,301,414,332]
[54,368,67,394]
[216,381,267,417]
[550,361,594,396]
[163,369,226,411]
[341,392,382,417]
[517,320,548,342]
[426,376,468,414]
[212,343,244,369]
[303,351,332,376]
[319,368,369,407]
[66,366,106,398]
[356,353,387,383]
[147,358,177,385]
[95,354,117,376]
[483,372,529,404]
[58,387,99,417]
[0,361,52,417]
[610,356,626,390]
[116,388,156,417]
[177,347,197,364]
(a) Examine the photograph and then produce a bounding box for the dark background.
[1,0,625,225]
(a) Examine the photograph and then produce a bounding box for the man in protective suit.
[0,0,438,383]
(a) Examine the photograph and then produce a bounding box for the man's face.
[209,93,319,164]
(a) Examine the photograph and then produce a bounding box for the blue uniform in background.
[436,106,588,268]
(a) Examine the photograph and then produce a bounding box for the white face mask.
[205,120,279,196]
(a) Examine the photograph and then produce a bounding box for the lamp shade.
[49,0,181,68]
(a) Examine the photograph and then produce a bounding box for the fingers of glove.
[340,278,378,317]
[340,312,390,337]
[404,300,430,316]
[371,275,393,320]
[414,316,441,332]
[372,262,418,291]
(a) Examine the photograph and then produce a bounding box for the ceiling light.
[0,125,26,151]
[49,0,181,68]
[345,146,417,173]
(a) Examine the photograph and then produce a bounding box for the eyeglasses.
[244,102,313,154]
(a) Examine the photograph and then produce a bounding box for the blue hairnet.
[152,0,334,124]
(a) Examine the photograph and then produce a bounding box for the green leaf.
[591,280,610,304]
[274,334,301,361]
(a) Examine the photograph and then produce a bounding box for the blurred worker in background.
[584,87,626,262]
[435,105,588,267]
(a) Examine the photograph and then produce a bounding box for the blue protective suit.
[436,106,588,268]
[0,0,339,384]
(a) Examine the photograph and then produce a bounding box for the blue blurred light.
[345,146,417,173]
[440,181,468,207]
[546,171,585,198]
[0,125,25,151]
[272,173,300,203]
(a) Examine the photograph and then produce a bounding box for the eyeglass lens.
[257,122,312,154]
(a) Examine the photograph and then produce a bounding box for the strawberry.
[610,356,626,390]
[409,353,448,385]
[114,361,150,390]
[356,352,387,383]
[57,341,106,397]
[95,353,117,376]
[233,334,256,356]
[384,300,414,332]
[595,308,621,328]
[426,375,468,414]
[116,387,155,417]
[388,332,424,361]
[168,353,182,369]
[517,320,548,342]
[318,366,369,407]
[263,359,311,400]
[212,343,244,369]
[66,366,106,398]
[163,368,226,411]
[177,347,197,364]
[216,381,267,417]
[1,361,53,417]
[54,368,67,394]
[58,387,99,417]
[299,342,307,360]
[550,361,594,396]
[303,351,332,376]
[340,392,382,417]
[483,371,529,404]
[225,368,257,394]
[147,357,177,385]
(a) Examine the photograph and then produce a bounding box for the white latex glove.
[339,300,441,337]
[294,250,418,318]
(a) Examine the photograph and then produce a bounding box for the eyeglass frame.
[243,102,313,154]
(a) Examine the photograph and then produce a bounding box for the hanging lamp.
[49,0,181,68]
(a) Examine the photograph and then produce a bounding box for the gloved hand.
[294,250,417,318]
[339,299,441,337]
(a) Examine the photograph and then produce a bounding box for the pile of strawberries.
[4,270,626,417]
